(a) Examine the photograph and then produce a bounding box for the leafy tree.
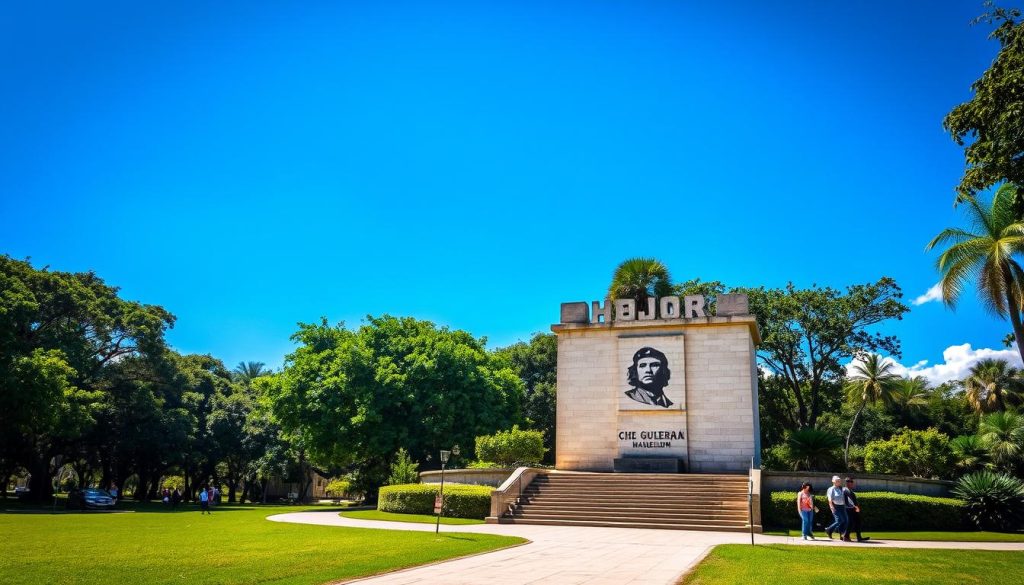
[864,428,955,479]
[943,4,1024,201]
[784,428,842,471]
[978,410,1024,474]
[266,316,524,501]
[740,278,909,431]
[493,333,556,462]
[0,256,173,501]
[843,355,902,468]
[927,186,1024,365]
[963,358,1024,413]
[386,448,420,485]
[208,388,257,502]
[607,258,673,316]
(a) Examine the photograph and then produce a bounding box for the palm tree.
[950,435,990,473]
[785,428,843,471]
[927,183,1024,365]
[963,358,1023,413]
[607,258,673,317]
[843,354,901,468]
[233,361,269,385]
[978,411,1024,474]
[888,377,930,427]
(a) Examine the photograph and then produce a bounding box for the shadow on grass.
[1,500,345,515]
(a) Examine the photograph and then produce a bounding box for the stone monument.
[553,293,761,473]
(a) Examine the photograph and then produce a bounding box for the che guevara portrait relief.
[619,342,684,411]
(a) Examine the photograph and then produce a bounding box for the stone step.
[495,517,752,532]
[520,502,745,510]
[520,493,748,503]
[528,485,745,493]
[512,509,747,521]
[512,511,748,524]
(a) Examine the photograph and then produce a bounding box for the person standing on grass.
[843,477,869,542]
[171,488,181,510]
[109,483,118,503]
[825,475,848,540]
[796,482,818,540]
[199,484,210,514]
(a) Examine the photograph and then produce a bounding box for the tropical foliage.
[953,471,1024,531]
[927,185,1024,366]
[607,257,673,317]
[843,354,902,467]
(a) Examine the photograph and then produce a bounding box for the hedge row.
[377,483,494,519]
[763,491,970,531]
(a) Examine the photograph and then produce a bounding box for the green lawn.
[0,503,524,585]
[681,544,1024,585]
[340,509,485,525]
[765,528,1024,542]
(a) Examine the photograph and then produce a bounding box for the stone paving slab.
[267,511,1024,585]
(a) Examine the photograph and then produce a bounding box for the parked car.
[66,488,115,510]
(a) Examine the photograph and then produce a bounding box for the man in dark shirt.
[843,477,869,542]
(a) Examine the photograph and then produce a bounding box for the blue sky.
[1,1,1018,381]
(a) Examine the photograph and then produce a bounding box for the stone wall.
[419,468,514,487]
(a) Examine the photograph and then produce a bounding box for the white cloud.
[913,283,944,306]
[845,344,1023,386]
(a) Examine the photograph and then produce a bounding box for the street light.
[435,444,460,533]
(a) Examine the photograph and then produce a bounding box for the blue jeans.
[800,509,814,537]
[827,506,848,535]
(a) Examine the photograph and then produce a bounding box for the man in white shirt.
[824,475,848,540]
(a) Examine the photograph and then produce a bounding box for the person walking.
[109,483,119,503]
[171,488,181,510]
[796,482,818,540]
[843,477,869,542]
[825,475,848,540]
[199,485,210,515]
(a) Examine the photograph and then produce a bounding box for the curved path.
[269,511,1024,585]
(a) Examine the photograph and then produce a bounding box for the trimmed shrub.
[953,471,1024,531]
[763,490,969,531]
[864,428,954,479]
[475,426,546,467]
[377,483,493,519]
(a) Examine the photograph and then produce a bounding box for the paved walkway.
[268,511,1024,585]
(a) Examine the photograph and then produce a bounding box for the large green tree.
[0,256,174,501]
[266,316,524,499]
[493,333,557,463]
[944,5,1024,201]
[927,185,1024,365]
[739,278,909,431]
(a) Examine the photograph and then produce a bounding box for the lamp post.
[435,444,460,533]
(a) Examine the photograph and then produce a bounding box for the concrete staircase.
[496,472,752,532]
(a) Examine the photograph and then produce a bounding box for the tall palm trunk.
[1004,273,1024,366]
[844,399,867,469]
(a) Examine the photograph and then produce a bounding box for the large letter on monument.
[614,299,637,321]
[683,295,707,318]
[591,299,612,323]
[637,297,657,320]
[659,296,681,319]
